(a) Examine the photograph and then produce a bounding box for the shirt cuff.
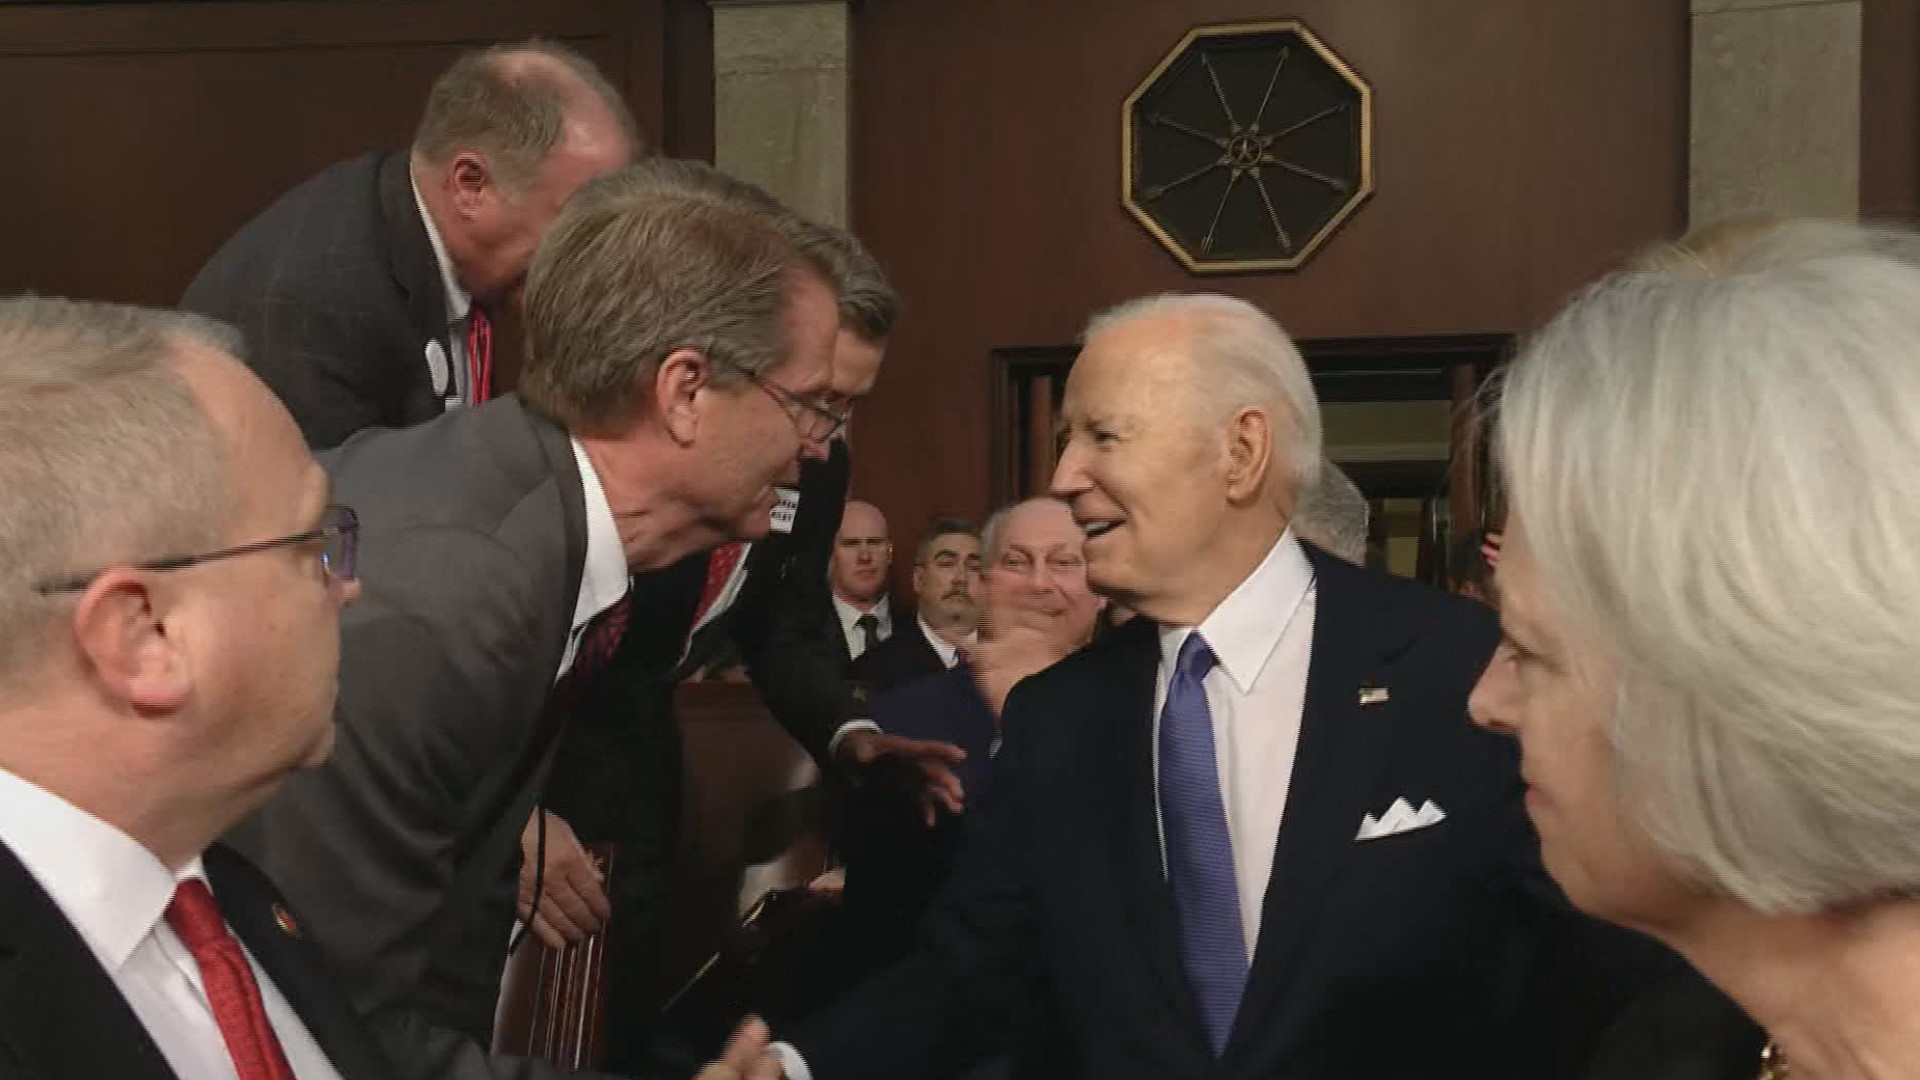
[769,1041,812,1080]
[828,719,881,758]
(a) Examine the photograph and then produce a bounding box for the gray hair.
[412,39,639,192]
[1292,462,1369,564]
[1084,293,1322,490]
[914,516,980,566]
[518,161,819,434]
[0,297,231,688]
[980,497,1068,564]
[593,157,896,338]
[1495,219,1920,914]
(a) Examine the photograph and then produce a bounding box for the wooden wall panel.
[845,0,1689,546]
[1862,0,1920,217]
[0,0,675,308]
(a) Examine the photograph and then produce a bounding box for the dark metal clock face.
[1123,22,1372,273]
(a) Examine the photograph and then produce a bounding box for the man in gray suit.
[227,160,846,1079]
[182,40,636,449]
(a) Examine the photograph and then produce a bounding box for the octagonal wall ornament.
[1122,20,1374,274]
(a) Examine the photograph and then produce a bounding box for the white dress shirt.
[558,438,633,682]
[1154,529,1316,957]
[0,767,345,1080]
[920,616,976,669]
[409,175,476,407]
[832,594,893,660]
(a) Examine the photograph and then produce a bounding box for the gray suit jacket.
[227,396,609,1080]
[182,150,449,450]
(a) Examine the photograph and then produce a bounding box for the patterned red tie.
[466,305,494,405]
[165,879,299,1080]
[690,542,747,630]
[567,593,630,687]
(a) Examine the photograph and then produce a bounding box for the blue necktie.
[1159,632,1248,1056]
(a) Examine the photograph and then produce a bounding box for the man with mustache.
[850,518,981,692]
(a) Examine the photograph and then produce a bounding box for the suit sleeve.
[226,525,584,1080]
[734,454,863,765]
[784,676,1048,1079]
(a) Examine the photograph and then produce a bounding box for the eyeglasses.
[33,504,361,595]
[712,357,848,444]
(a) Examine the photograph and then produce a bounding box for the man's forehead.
[929,535,978,555]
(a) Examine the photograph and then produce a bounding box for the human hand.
[838,729,967,826]
[516,809,611,949]
[694,1017,785,1080]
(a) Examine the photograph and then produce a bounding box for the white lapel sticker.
[769,487,800,535]
[424,339,452,397]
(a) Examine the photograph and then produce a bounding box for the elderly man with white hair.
[727,293,1749,1080]
[1291,460,1370,565]
[1474,219,1920,1079]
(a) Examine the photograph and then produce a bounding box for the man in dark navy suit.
[839,496,1104,975]
[729,293,1734,1080]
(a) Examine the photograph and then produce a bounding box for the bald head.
[831,500,892,606]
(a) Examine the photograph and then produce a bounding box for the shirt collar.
[920,616,976,668]
[409,172,471,326]
[1158,528,1314,694]
[570,438,630,632]
[833,594,889,632]
[0,767,193,974]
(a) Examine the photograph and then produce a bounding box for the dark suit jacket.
[227,396,608,1080]
[837,665,998,974]
[541,440,860,1076]
[792,543,1665,1080]
[848,617,950,693]
[182,150,449,449]
[0,841,403,1080]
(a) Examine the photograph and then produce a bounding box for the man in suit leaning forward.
[0,297,396,1080]
[744,292,1633,1080]
[182,40,636,449]
[226,163,842,1080]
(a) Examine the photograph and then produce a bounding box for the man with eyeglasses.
[810,498,1103,1042]
[0,296,392,1079]
[223,160,843,1080]
[534,191,971,1076]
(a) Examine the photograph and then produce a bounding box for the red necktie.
[165,879,299,1080]
[566,593,630,687]
[690,542,747,631]
[466,306,494,405]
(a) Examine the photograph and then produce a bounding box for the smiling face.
[1468,517,1703,930]
[983,499,1103,652]
[1050,314,1249,623]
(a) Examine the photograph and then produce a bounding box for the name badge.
[769,487,800,535]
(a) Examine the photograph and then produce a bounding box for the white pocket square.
[1354,797,1447,841]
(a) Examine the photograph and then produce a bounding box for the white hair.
[1496,219,1920,914]
[981,496,1069,564]
[1084,293,1323,491]
[1292,461,1369,564]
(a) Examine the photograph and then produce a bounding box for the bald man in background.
[828,500,903,670]
[183,39,637,448]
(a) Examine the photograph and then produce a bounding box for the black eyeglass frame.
[32,504,361,595]
[709,355,849,444]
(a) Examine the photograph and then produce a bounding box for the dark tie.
[564,593,630,690]
[690,542,747,635]
[165,879,299,1080]
[1159,632,1247,1056]
[855,613,881,656]
[466,305,494,405]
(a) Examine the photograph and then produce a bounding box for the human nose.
[1468,645,1519,735]
[1050,440,1089,498]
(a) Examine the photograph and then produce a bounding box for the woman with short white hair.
[1472,219,1920,1080]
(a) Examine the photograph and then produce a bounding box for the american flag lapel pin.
[1358,685,1390,706]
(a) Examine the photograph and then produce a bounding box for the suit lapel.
[1100,620,1208,1047]
[0,845,178,1080]
[1225,549,1412,1064]
[204,847,400,1080]
[376,150,449,426]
